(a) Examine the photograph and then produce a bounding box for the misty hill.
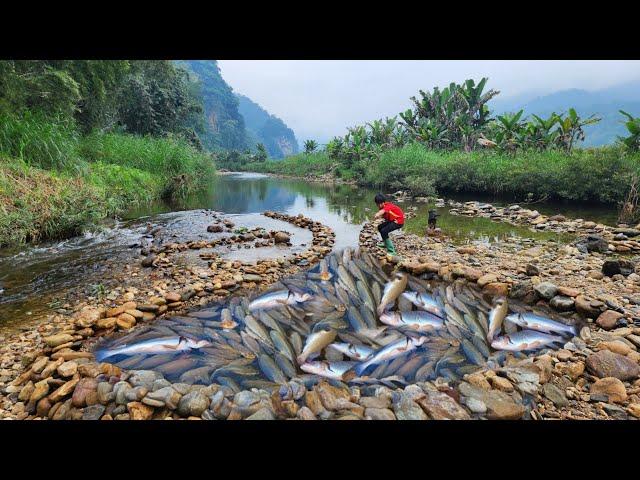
[237,94,299,159]
[175,60,249,151]
[492,79,640,146]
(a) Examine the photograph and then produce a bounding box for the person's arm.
[374,208,385,220]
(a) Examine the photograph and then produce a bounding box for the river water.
[0,172,619,330]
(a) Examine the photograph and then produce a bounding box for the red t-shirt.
[381,202,405,225]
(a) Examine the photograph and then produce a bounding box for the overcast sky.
[218,60,640,144]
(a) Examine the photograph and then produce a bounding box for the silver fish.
[300,361,357,380]
[487,297,508,342]
[248,290,312,312]
[258,354,288,384]
[379,311,444,332]
[95,336,209,362]
[505,312,577,336]
[328,342,375,361]
[377,273,408,315]
[354,336,427,376]
[491,330,566,351]
[297,327,337,364]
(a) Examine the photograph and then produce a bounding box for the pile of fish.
[94,247,580,392]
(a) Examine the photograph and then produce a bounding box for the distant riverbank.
[235,145,640,211]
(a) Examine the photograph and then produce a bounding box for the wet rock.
[129,370,163,390]
[586,350,640,380]
[82,404,105,420]
[142,386,182,409]
[534,282,558,300]
[296,406,317,420]
[365,408,396,420]
[591,377,627,403]
[207,224,223,233]
[417,390,470,420]
[233,390,262,416]
[575,235,608,254]
[246,407,275,420]
[542,383,569,407]
[458,382,526,420]
[462,397,487,414]
[596,310,624,330]
[274,232,290,244]
[127,401,154,420]
[392,392,428,420]
[177,391,210,417]
[550,295,575,311]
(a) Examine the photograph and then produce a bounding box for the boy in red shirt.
[373,193,404,255]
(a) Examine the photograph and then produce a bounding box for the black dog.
[427,209,439,229]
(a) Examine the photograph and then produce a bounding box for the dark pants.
[378,220,402,240]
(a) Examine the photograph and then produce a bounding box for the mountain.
[492,79,640,147]
[236,94,299,158]
[175,60,249,151]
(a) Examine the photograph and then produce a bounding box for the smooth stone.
[586,350,640,380]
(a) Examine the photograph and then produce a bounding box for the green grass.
[242,152,335,177]
[243,144,640,205]
[0,114,215,247]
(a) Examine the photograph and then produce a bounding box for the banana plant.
[554,108,601,153]
[304,139,318,153]
[619,110,640,151]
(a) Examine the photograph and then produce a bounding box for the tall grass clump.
[0,112,80,171]
[80,132,213,181]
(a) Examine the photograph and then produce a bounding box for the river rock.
[141,255,156,267]
[129,370,164,390]
[586,350,640,380]
[71,377,98,407]
[534,282,558,300]
[207,224,223,233]
[127,401,154,420]
[591,377,627,403]
[596,310,624,330]
[575,296,603,318]
[477,273,498,288]
[575,235,608,254]
[483,282,509,298]
[141,386,181,409]
[365,408,396,420]
[57,361,78,378]
[550,295,575,311]
[598,340,633,356]
[246,407,275,420]
[392,392,428,420]
[296,406,317,420]
[274,232,290,244]
[509,280,538,304]
[43,334,74,348]
[542,383,569,407]
[602,259,636,277]
[458,382,525,420]
[525,264,540,276]
[177,391,209,417]
[462,396,487,414]
[417,390,470,420]
[82,404,106,420]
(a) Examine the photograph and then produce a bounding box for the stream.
[0,172,619,332]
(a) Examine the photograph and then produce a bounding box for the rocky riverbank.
[3,204,640,421]
[357,218,640,419]
[0,211,335,419]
